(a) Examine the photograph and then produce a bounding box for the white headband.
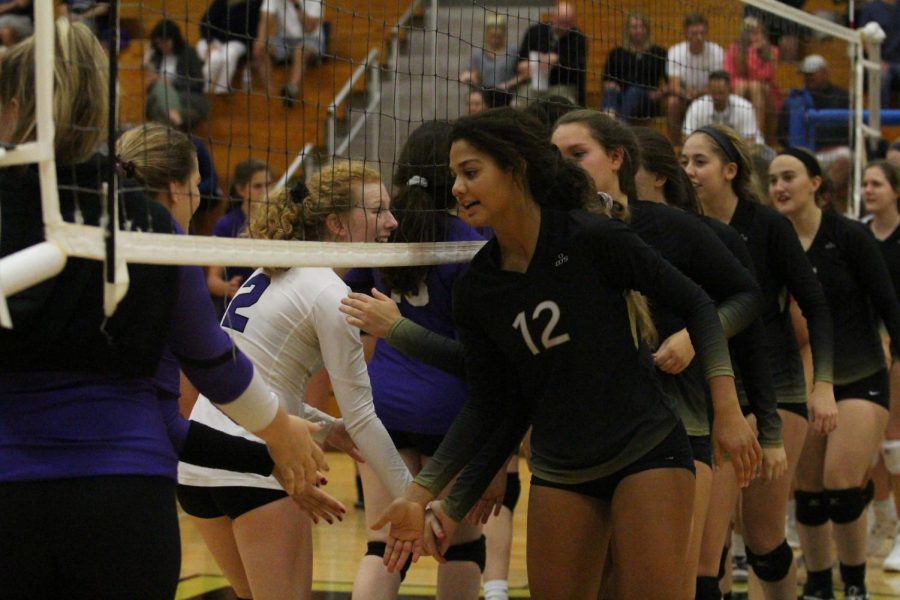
[407,175,428,189]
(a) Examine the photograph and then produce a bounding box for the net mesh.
[9,0,880,275]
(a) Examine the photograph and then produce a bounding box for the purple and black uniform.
[0,158,274,598]
[347,216,484,448]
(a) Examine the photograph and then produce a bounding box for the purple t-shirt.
[0,257,254,483]
[213,207,255,283]
[348,216,484,435]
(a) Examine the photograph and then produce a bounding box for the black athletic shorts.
[388,430,444,456]
[530,425,695,503]
[834,369,890,408]
[177,484,288,520]
[777,401,809,420]
[689,434,713,467]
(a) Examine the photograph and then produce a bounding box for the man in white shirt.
[682,70,764,144]
[665,13,724,144]
[255,0,325,105]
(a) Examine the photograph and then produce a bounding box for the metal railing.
[327,47,381,158]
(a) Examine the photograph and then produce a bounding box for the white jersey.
[178,267,413,496]
[261,0,323,40]
[682,93,764,145]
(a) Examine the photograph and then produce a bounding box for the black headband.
[777,147,822,178]
[696,126,741,169]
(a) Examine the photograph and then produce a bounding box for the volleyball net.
[0,0,887,325]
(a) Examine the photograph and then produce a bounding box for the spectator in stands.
[777,54,851,168]
[513,1,587,107]
[254,0,324,107]
[144,19,209,130]
[601,11,667,122]
[725,16,781,141]
[682,70,764,144]
[466,88,486,114]
[0,0,31,48]
[744,0,809,62]
[206,159,271,315]
[666,13,725,144]
[459,14,521,108]
[889,139,900,167]
[860,0,900,106]
[198,0,263,94]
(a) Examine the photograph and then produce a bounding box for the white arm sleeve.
[299,403,337,443]
[214,369,280,433]
[314,283,413,497]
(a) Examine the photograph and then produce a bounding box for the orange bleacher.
[117,0,408,193]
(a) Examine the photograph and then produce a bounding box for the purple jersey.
[350,217,484,435]
[213,207,255,283]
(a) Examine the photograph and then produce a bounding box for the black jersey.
[808,210,900,385]
[874,223,900,302]
[728,198,834,391]
[415,208,733,520]
[701,215,781,447]
[629,200,761,438]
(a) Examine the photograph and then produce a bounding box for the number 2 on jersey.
[222,273,271,333]
[512,300,571,355]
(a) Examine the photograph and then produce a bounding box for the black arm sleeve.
[845,222,900,353]
[770,215,834,382]
[385,317,466,378]
[181,421,274,476]
[596,223,734,380]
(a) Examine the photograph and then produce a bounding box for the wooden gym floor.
[176,452,900,599]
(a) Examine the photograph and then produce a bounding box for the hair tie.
[407,175,428,189]
[597,191,614,210]
[115,156,137,180]
[289,181,310,205]
[696,126,742,172]
[777,147,822,178]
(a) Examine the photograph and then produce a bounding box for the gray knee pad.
[884,440,900,475]
[442,535,486,572]
[825,487,867,524]
[795,490,829,526]
[366,541,413,581]
[746,539,793,582]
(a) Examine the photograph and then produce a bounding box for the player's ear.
[325,212,347,239]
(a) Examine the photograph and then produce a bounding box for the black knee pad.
[717,544,729,580]
[795,490,829,526]
[366,541,413,581]
[695,576,722,600]
[862,478,875,506]
[825,487,867,524]
[503,472,521,512]
[442,535,486,572]
[745,539,793,582]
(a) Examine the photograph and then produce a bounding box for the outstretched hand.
[371,497,426,573]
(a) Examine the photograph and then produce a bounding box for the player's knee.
[365,541,413,581]
[825,487,867,524]
[795,490,829,526]
[746,539,793,582]
[442,535,486,572]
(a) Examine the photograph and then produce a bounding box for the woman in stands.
[680,125,835,599]
[178,161,416,600]
[143,19,209,129]
[771,150,900,600]
[0,19,324,599]
[206,158,272,314]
